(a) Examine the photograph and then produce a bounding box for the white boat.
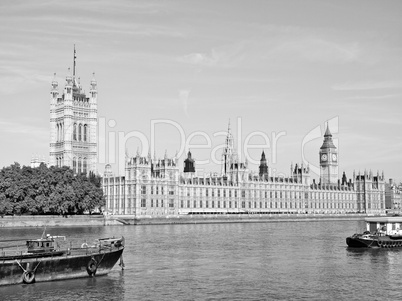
[346,216,402,248]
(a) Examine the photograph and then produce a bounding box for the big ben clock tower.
[319,125,338,184]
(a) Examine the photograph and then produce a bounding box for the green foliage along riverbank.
[0,163,104,216]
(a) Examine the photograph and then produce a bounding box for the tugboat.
[0,232,124,286]
[346,216,402,248]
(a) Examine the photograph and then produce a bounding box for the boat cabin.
[365,217,402,236]
[26,238,55,253]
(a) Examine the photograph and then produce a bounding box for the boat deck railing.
[0,238,124,262]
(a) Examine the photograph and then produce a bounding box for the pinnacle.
[324,124,332,137]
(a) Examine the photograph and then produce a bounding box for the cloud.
[0,119,48,141]
[264,34,360,64]
[0,67,53,95]
[178,50,220,66]
[177,39,249,69]
[179,89,191,116]
[340,94,402,101]
[332,80,402,91]
[297,38,360,63]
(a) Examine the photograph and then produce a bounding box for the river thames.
[1,220,402,300]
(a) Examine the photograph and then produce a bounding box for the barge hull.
[0,248,123,286]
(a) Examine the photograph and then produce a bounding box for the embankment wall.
[107,214,368,226]
[0,214,370,228]
[0,215,105,228]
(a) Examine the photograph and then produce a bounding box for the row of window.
[56,123,64,142]
[55,123,89,142]
[106,196,382,212]
[56,156,64,168]
[136,199,357,210]
[73,123,88,142]
[140,185,175,195]
[73,157,88,174]
[137,185,354,201]
[140,198,175,208]
[108,184,356,201]
[107,183,361,203]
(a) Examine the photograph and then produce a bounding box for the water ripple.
[2,220,402,300]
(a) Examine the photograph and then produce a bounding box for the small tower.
[104,164,113,178]
[183,151,195,173]
[259,151,268,177]
[319,125,338,184]
[341,171,348,185]
[221,120,235,176]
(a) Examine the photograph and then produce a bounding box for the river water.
[1,220,402,300]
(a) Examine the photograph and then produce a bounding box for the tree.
[0,163,104,215]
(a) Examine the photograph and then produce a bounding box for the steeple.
[342,171,347,185]
[324,124,332,137]
[222,119,235,175]
[259,150,268,177]
[320,125,336,150]
[225,119,234,149]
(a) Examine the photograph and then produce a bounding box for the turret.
[259,150,268,177]
[184,151,195,173]
[90,72,97,101]
[222,120,235,175]
[341,171,347,185]
[51,73,59,101]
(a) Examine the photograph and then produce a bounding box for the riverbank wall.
[0,214,371,228]
[106,213,369,226]
[0,215,105,228]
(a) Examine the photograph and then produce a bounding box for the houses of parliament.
[50,51,386,217]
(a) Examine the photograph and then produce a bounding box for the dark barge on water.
[346,216,402,248]
[0,232,124,286]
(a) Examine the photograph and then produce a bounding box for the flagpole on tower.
[73,44,76,78]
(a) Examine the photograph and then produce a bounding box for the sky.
[0,0,401,182]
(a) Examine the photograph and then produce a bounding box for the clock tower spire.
[319,124,338,184]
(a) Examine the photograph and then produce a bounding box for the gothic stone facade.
[49,54,98,174]
[103,126,386,217]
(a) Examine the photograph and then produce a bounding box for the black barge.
[0,233,124,286]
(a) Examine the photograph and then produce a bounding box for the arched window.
[73,157,77,172]
[78,124,82,141]
[78,157,82,173]
[60,123,64,141]
[83,125,87,142]
[56,124,60,141]
[57,157,63,167]
[59,123,63,141]
[83,158,87,174]
[73,123,77,141]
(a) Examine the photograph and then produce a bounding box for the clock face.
[332,154,337,161]
[321,154,328,161]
